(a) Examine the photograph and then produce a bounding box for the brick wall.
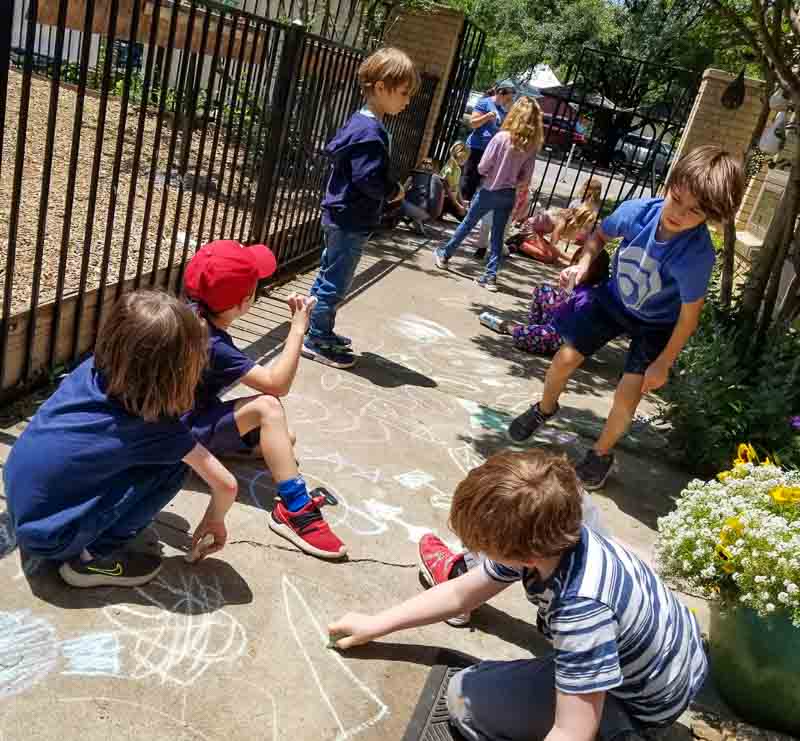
[384,5,465,164]
[669,69,767,229]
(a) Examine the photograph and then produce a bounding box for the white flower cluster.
[656,464,800,627]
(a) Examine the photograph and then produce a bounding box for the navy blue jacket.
[322,111,400,230]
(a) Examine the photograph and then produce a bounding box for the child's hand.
[642,360,670,392]
[559,265,585,291]
[288,293,317,334]
[327,613,383,649]
[389,184,405,203]
[190,513,228,561]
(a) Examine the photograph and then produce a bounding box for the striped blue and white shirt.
[484,526,708,726]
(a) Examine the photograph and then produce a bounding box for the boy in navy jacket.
[302,47,418,369]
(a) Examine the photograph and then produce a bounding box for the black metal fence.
[524,48,700,219]
[0,0,434,399]
[428,18,484,166]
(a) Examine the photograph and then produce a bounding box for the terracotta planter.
[710,603,800,736]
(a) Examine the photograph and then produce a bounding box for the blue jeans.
[438,187,515,279]
[9,463,187,561]
[447,657,640,741]
[307,224,369,343]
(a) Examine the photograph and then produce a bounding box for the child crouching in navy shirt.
[182,240,347,560]
[5,291,239,588]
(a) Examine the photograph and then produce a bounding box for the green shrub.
[657,304,800,473]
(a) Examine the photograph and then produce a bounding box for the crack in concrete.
[229,539,417,568]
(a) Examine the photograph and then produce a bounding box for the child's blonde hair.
[94,290,208,422]
[558,177,603,239]
[501,96,544,153]
[449,141,468,164]
[358,47,420,97]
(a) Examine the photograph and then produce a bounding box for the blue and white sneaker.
[331,332,352,349]
[475,275,498,292]
[301,340,356,369]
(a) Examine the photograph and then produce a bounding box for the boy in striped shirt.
[329,450,707,740]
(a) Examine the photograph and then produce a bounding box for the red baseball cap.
[184,240,277,312]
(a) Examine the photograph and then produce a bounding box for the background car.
[541,113,586,155]
[613,134,674,175]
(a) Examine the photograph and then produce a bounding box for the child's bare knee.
[253,395,286,423]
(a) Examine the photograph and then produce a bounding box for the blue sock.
[277,476,311,512]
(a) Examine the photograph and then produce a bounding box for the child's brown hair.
[95,290,208,422]
[665,145,745,222]
[358,47,420,96]
[449,450,583,561]
[502,96,544,154]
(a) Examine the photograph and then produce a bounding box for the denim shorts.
[184,399,260,455]
[553,282,675,375]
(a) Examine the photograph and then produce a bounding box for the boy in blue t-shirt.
[329,450,708,740]
[509,145,745,489]
[5,291,239,588]
[183,240,347,560]
[301,47,418,370]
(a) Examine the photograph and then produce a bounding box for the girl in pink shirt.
[434,97,544,292]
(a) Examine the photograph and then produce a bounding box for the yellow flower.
[715,543,734,563]
[733,443,759,466]
[721,561,736,574]
[769,485,800,504]
[717,470,732,482]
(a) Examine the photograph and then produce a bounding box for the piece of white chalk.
[185,533,215,564]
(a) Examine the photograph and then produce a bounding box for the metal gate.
[525,48,700,219]
[427,18,485,165]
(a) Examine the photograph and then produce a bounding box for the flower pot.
[710,603,800,736]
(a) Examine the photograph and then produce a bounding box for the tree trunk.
[720,219,737,307]
[740,185,791,321]
[754,141,800,348]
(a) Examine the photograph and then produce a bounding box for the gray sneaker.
[576,449,615,490]
[59,550,162,588]
[434,248,449,270]
[508,402,559,442]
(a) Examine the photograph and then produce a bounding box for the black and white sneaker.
[434,248,449,270]
[508,402,559,442]
[59,550,162,588]
[576,449,615,490]
[301,340,356,369]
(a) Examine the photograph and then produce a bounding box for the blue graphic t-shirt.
[466,96,507,151]
[601,197,715,324]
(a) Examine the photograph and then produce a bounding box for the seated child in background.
[497,249,611,356]
[5,290,239,588]
[183,240,347,560]
[514,177,602,264]
[329,450,708,741]
[439,142,469,220]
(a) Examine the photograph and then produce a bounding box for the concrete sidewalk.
[0,223,722,740]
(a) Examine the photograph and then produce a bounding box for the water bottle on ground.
[479,312,505,333]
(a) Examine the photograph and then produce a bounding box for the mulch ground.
[0,69,319,318]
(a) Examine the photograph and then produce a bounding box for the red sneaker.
[269,493,347,560]
[418,533,471,626]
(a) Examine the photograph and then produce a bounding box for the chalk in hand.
[185,533,215,564]
[327,632,350,650]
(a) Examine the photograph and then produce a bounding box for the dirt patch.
[0,69,320,318]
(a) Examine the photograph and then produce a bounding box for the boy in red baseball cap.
[183,240,347,560]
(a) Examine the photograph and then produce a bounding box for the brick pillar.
[668,68,767,228]
[384,5,466,164]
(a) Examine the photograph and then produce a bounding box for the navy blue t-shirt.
[190,323,255,411]
[601,198,715,324]
[5,358,196,553]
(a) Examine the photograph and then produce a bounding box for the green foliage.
[657,303,800,474]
